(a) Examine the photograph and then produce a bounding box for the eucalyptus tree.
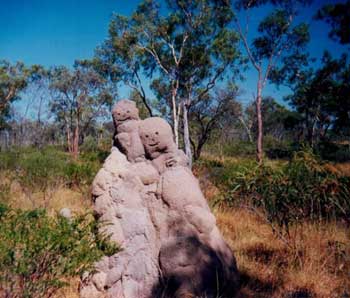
[230,0,311,162]
[165,0,240,165]
[285,51,350,145]
[49,61,116,158]
[0,61,30,128]
[190,84,242,160]
[103,0,240,166]
[95,15,154,117]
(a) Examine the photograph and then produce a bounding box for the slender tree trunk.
[193,140,205,161]
[182,101,192,168]
[65,112,74,154]
[305,109,313,146]
[171,81,179,147]
[66,127,72,154]
[73,122,79,159]
[238,116,253,143]
[256,74,263,164]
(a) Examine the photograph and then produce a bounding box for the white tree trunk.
[172,82,179,148]
[256,74,263,164]
[183,102,192,168]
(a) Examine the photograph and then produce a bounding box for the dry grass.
[55,278,80,298]
[333,162,350,177]
[1,172,92,215]
[216,208,350,298]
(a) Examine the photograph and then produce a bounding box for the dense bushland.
[0,146,106,207]
[0,205,118,298]
[199,149,350,234]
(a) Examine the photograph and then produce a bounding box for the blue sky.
[0,0,348,109]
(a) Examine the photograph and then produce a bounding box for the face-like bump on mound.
[112,99,145,162]
[139,117,176,158]
[112,99,140,128]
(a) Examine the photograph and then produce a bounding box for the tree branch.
[234,17,260,71]
[136,44,170,76]
[133,69,153,116]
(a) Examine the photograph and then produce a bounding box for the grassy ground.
[217,209,349,298]
[196,156,350,298]
[1,150,349,298]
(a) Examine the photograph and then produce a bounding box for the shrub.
[14,149,69,207]
[0,205,118,298]
[235,151,349,230]
[80,149,109,164]
[0,146,104,204]
[317,141,350,162]
[264,136,296,159]
[204,141,256,158]
[220,141,256,157]
[205,150,350,233]
[80,136,99,153]
[0,150,19,171]
[64,161,99,191]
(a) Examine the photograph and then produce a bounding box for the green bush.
[206,150,350,232]
[80,136,99,153]
[205,138,298,159]
[239,151,349,228]
[0,205,118,298]
[317,141,350,162]
[0,147,105,204]
[205,141,256,157]
[64,161,99,190]
[9,148,69,207]
[18,151,65,187]
[264,135,296,159]
[80,149,110,164]
[0,150,19,171]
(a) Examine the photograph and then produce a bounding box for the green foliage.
[0,205,118,298]
[284,51,350,145]
[315,0,350,45]
[317,141,350,162]
[0,61,28,123]
[205,150,350,232]
[80,135,99,153]
[49,61,116,157]
[80,149,110,164]
[17,149,66,192]
[64,161,99,190]
[0,146,105,206]
[0,149,19,171]
[264,135,296,159]
[206,141,256,157]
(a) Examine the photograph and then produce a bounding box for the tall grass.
[0,146,105,208]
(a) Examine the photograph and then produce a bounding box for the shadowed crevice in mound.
[151,234,239,298]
